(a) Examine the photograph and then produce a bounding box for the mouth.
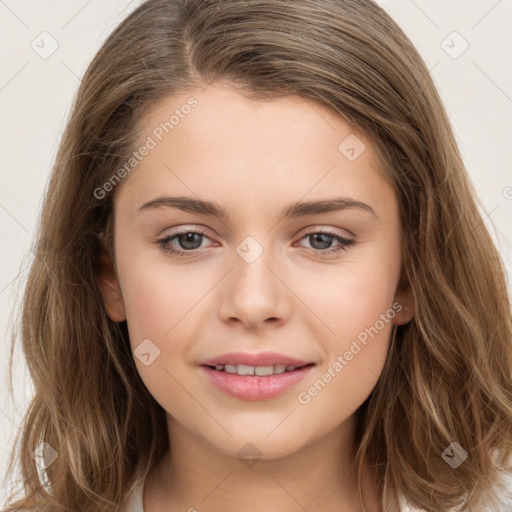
[200,362,316,401]
[203,362,315,376]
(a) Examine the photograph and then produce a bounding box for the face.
[100,82,413,460]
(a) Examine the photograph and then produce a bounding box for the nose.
[217,242,290,330]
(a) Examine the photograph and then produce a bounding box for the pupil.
[179,233,201,250]
[311,233,332,250]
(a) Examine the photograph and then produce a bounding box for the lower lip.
[200,364,315,401]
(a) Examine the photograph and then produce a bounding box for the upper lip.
[201,351,314,367]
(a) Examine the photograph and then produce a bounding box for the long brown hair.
[4,1,511,511]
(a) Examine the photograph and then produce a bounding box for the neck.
[144,414,384,512]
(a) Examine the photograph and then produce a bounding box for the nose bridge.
[218,234,288,328]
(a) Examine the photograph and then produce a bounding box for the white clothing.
[123,470,512,511]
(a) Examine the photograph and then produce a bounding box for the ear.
[97,233,126,323]
[393,266,414,326]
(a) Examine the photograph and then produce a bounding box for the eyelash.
[157,228,356,258]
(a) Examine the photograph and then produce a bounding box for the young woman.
[4,1,511,511]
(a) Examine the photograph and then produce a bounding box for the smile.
[200,363,315,400]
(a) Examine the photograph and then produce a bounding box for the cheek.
[118,254,201,343]
[294,243,401,341]
[116,248,212,381]
[290,241,400,400]
[296,270,398,418]
[118,262,198,415]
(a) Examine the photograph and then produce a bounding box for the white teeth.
[237,364,255,376]
[214,363,300,376]
[255,365,274,376]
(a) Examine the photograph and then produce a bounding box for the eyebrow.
[138,195,377,219]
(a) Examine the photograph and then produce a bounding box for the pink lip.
[201,351,313,367]
[200,364,315,401]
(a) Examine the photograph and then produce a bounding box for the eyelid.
[296,224,355,239]
[158,223,214,236]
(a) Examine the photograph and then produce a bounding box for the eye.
[157,228,213,257]
[295,229,355,256]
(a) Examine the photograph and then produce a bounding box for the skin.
[100,82,414,512]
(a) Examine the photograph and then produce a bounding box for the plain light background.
[1,0,511,502]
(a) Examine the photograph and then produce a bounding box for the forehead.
[114,82,395,219]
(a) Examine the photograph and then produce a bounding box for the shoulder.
[4,481,146,512]
[476,469,512,512]
[122,480,144,512]
[398,468,512,511]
